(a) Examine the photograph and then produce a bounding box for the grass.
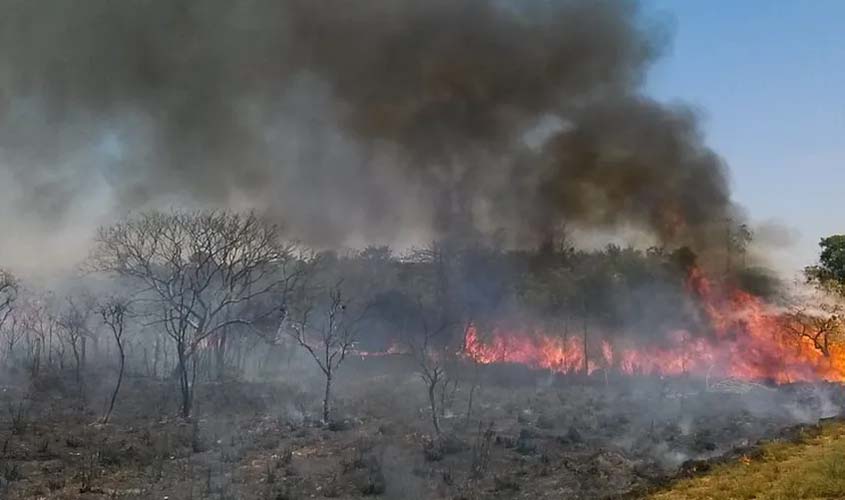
[651,420,845,500]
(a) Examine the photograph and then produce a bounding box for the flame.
[464,268,845,383]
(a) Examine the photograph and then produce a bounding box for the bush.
[353,455,386,496]
[1,461,22,482]
[7,400,29,435]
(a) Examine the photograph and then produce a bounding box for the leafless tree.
[99,296,131,424]
[403,242,465,436]
[285,282,368,424]
[57,295,95,390]
[404,300,454,437]
[781,304,843,358]
[0,269,17,334]
[463,323,484,423]
[1,312,26,367]
[89,210,306,418]
[18,292,59,377]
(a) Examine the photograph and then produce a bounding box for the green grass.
[651,421,845,500]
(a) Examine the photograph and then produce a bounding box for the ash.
[1,358,840,500]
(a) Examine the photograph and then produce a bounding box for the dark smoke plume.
[0,0,736,268]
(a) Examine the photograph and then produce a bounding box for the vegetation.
[651,420,845,500]
[0,269,16,331]
[285,282,369,424]
[806,235,845,289]
[98,296,130,424]
[0,211,843,499]
[787,236,845,361]
[88,210,306,417]
[0,209,782,431]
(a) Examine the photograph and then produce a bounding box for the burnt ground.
[0,357,842,500]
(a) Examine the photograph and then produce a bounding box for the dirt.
[0,358,842,500]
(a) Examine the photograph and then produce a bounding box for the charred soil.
[0,359,842,500]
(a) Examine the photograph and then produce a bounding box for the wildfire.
[464,268,845,383]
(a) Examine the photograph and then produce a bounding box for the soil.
[0,357,842,500]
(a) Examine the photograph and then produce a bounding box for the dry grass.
[651,421,845,500]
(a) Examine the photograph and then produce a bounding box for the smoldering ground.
[1,347,842,499]
[0,0,739,272]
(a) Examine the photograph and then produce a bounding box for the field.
[0,355,841,500]
[652,419,845,499]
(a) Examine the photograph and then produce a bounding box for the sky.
[645,0,845,274]
[0,1,840,280]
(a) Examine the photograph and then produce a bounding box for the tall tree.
[90,210,306,418]
[56,295,95,396]
[99,296,131,424]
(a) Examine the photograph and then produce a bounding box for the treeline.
[0,209,773,424]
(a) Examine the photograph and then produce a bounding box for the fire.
[464,268,845,383]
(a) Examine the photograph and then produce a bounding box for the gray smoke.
[0,0,737,270]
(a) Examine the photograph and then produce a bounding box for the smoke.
[0,0,737,271]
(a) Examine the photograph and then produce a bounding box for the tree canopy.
[806,235,845,291]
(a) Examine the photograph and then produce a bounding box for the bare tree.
[99,296,131,424]
[19,292,59,377]
[89,210,305,418]
[463,323,484,423]
[0,269,17,333]
[781,305,842,358]
[405,300,454,437]
[286,282,368,424]
[402,242,464,436]
[57,295,95,390]
[1,312,26,367]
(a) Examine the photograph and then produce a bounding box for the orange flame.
[464,268,845,383]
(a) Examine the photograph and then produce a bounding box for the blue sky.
[644,0,845,273]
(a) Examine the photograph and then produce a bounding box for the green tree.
[806,235,845,292]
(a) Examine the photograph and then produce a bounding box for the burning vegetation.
[0,0,841,498]
[0,212,843,498]
[463,265,845,384]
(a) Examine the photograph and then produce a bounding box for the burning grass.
[464,266,845,384]
[651,419,845,500]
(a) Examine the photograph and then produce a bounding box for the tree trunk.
[439,379,456,418]
[103,345,125,424]
[81,336,87,373]
[216,330,227,381]
[32,340,41,378]
[177,342,193,419]
[71,338,86,409]
[153,336,161,379]
[71,340,82,385]
[466,363,480,423]
[323,372,332,424]
[428,382,440,435]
